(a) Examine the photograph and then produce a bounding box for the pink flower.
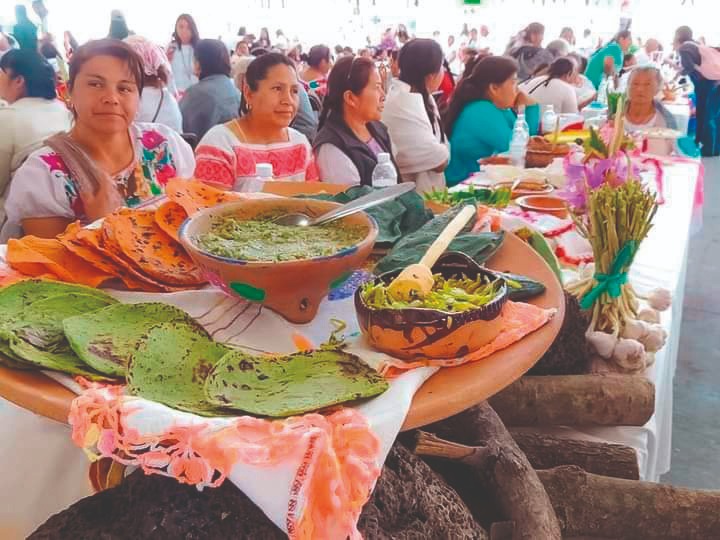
[40,153,70,174]
[156,164,176,186]
[141,130,166,150]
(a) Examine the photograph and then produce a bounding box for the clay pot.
[355,252,508,361]
[180,197,378,323]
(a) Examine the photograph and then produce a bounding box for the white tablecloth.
[520,160,699,481]
[0,162,700,537]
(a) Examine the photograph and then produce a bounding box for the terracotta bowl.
[516,195,569,218]
[180,197,378,323]
[354,252,508,360]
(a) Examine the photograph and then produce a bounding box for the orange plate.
[0,234,563,430]
[515,195,569,219]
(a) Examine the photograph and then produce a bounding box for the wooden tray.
[401,232,564,430]
[0,233,563,430]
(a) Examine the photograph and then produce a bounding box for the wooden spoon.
[387,205,476,301]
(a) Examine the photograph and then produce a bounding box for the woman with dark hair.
[519,56,579,113]
[585,29,632,89]
[679,41,720,156]
[397,24,410,46]
[13,4,38,51]
[180,39,240,140]
[256,27,271,49]
[507,22,553,81]
[108,9,131,40]
[300,44,332,98]
[167,14,200,93]
[437,59,456,108]
[194,52,315,189]
[444,56,539,185]
[125,36,182,132]
[313,55,394,186]
[2,39,194,240]
[0,49,71,220]
[568,51,596,109]
[382,39,449,193]
[460,49,490,81]
[560,27,576,47]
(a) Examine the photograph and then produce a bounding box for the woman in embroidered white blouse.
[381,39,450,193]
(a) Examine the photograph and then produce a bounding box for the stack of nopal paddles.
[0,279,389,416]
[5,180,243,292]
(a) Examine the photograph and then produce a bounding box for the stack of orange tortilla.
[6,180,244,292]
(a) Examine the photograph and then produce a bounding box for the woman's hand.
[514,90,536,109]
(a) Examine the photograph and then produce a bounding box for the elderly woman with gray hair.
[624,65,678,155]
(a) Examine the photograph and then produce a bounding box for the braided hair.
[398,38,446,142]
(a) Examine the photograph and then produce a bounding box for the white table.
[519,160,700,481]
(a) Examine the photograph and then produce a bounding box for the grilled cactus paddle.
[205,349,388,417]
[64,302,198,377]
[127,321,232,416]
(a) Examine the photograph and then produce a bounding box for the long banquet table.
[0,159,701,537]
[517,158,701,481]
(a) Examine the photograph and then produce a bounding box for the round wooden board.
[0,233,564,429]
[400,232,564,430]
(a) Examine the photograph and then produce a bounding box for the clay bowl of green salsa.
[355,252,508,361]
[179,197,378,323]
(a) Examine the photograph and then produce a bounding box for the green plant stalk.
[569,180,658,336]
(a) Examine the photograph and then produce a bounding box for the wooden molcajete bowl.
[355,252,508,360]
[180,197,378,324]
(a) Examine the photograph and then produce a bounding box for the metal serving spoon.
[273,182,416,227]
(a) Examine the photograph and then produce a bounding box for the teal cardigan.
[445,101,540,186]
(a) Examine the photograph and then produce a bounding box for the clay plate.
[400,232,564,430]
[0,234,563,431]
[516,195,569,219]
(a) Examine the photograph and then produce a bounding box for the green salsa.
[197,217,367,262]
[361,274,503,313]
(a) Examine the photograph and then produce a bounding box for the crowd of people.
[0,5,718,242]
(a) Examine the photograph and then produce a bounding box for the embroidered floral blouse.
[194,123,317,190]
[2,123,195,241]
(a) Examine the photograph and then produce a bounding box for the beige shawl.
[45,132,129,222]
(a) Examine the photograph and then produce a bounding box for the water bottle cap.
[255,163,273,178]
[377,152,391,164]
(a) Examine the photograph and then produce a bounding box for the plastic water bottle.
[542,104,558,135]
[234,163,273,192]
[598,76,609,107]
[509,108,530,167]
[371,153,398,187]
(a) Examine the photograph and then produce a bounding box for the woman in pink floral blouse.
[194,52,316,191]
[2,39,194,240]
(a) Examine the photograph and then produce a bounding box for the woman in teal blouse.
[444,56,540,186]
